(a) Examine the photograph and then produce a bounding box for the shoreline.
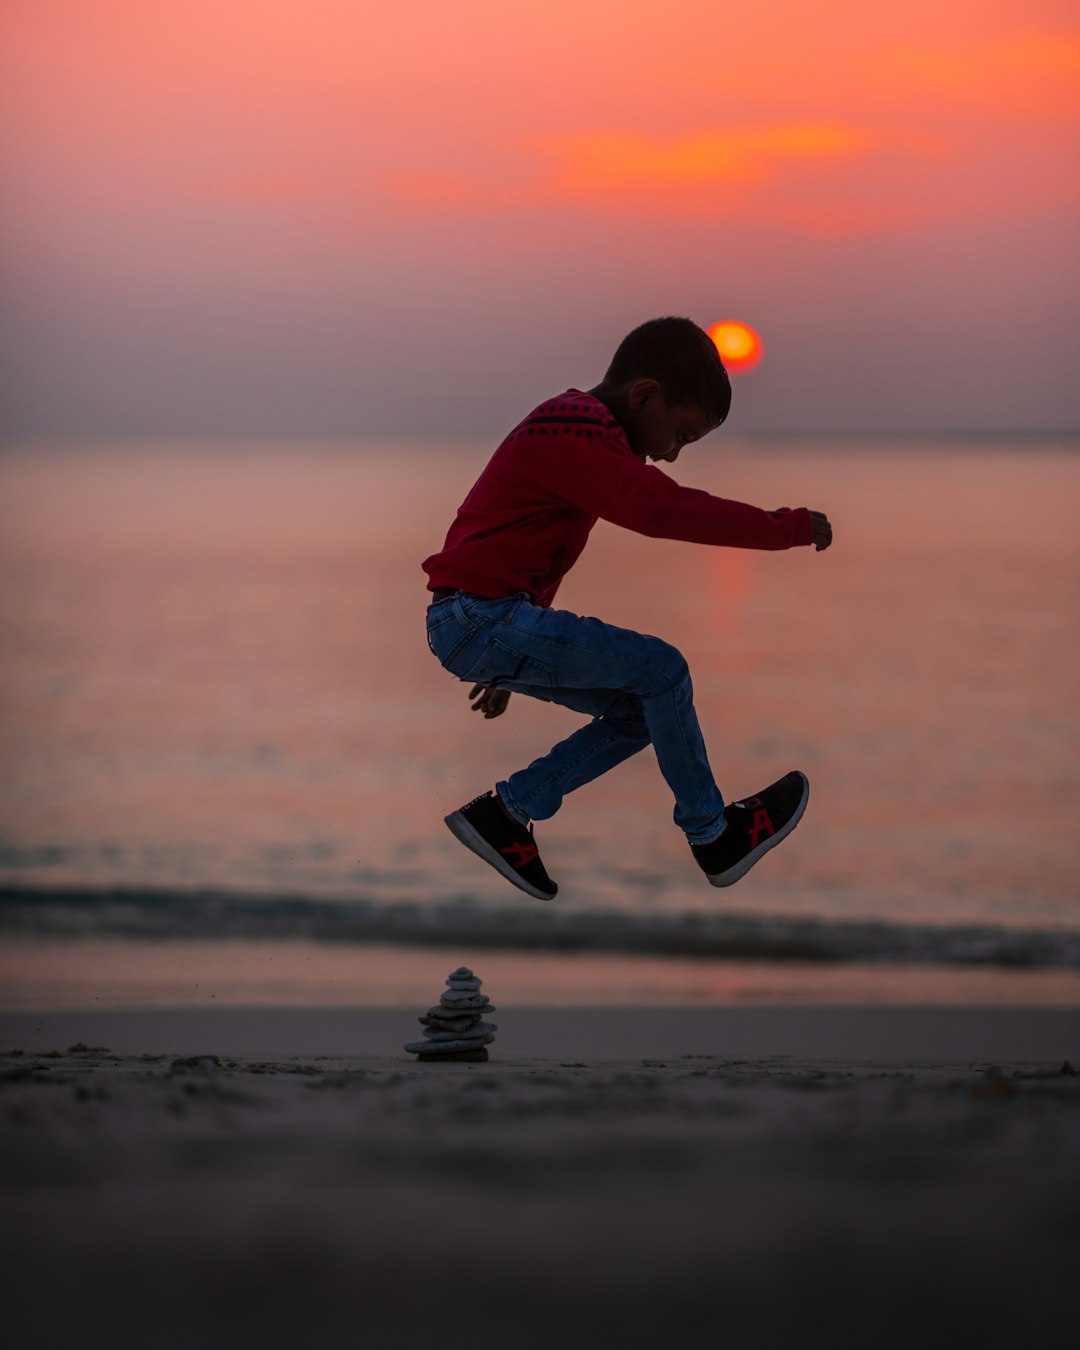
[4,1004,1079,1062]
[4,936,1080,1013]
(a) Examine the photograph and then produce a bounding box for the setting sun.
[707,320,763,373]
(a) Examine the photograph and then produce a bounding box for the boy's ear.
[626,377,662,410]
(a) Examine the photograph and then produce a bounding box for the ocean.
[1,435,1078,1007]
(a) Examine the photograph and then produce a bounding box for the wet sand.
[2,1007,1078,1348]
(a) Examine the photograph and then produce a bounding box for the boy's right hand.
[809,510,832,551]
[468,683,511,718]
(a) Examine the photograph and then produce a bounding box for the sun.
[706,320,763,373]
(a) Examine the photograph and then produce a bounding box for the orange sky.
[2,0,1078,435]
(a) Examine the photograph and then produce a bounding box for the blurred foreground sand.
[2,1008,1078,1349]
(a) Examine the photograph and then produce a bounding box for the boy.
[422,316,832,900]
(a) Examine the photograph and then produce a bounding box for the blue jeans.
[426,592,726,844]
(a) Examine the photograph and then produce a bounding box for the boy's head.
[596,317,732,464]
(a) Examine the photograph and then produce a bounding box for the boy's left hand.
[468,684,511,718]
[809,510,833,551]
[777,507,833,550]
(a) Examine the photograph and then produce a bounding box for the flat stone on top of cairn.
[404,967,496,1063]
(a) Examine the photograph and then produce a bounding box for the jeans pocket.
[458,594,524,625]
[460,636,559,688]
[426,610,475,668]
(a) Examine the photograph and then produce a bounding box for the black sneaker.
[691,770,809,888]
[444,791,558,901]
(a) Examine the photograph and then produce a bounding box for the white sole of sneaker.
[443,810,557,902]
[706,771,810,888]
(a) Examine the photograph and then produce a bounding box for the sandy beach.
[3,1006,1078,1349]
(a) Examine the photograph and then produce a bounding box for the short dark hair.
[604,317,732,426]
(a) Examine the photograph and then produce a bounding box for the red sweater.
[422,389,813,607]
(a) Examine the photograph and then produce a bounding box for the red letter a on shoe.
[747,810,775,848]
[500,840,538,869]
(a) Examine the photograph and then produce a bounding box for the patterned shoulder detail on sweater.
[507,394,617,441]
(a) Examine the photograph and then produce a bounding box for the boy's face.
[622,379,717,464]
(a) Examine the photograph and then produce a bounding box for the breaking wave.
[3,885,1079,970]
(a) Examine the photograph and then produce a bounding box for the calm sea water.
[1,437,1078,1004]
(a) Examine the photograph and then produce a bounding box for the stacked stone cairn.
[404,967,496,1062]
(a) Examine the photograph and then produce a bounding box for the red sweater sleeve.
[599,466,814,550]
